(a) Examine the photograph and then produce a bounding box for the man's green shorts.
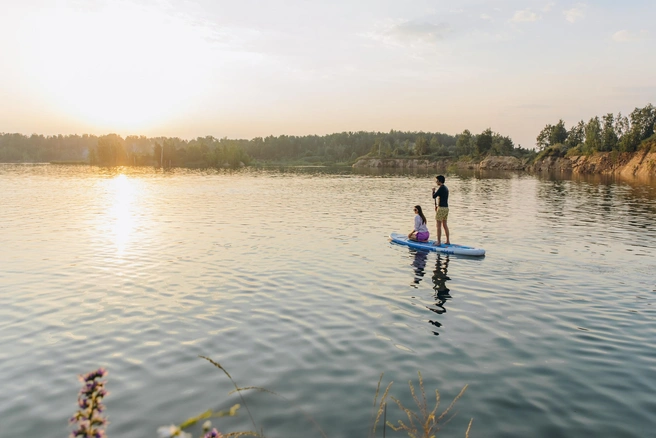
[435,207,449,221]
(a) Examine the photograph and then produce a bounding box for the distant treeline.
[90,134,252,168]
[0,133,96,163]
[0,133,251,167]
[6,103,654,167]
[238,129,533,163]
[536,103,656,156]
[0,129,534,166]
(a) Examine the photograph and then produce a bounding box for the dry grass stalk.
[370,373,394,438]
[201,356,327,438]
[200,355,259,432]
[386,372,470,438]
[465,419,473,438]
[223,433,261,438]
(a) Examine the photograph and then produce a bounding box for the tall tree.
[549,119,568,146]
[96,134,127,165]
[631,104,656,142]
[475,128,493,156]
[429,136,441,154]
[415,135,428,155]
[600,113,618,152]
[614,113,629,140]
[536,124,553,150]
[492,135,514,155]
[153,143,162,166]
[584,117,602,154]
[566,120,585,149]
[455,129,473,157]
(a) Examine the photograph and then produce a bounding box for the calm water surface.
[1,164,655,438]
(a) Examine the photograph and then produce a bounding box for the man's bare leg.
[443,220,450,245]
[436,221,442,245]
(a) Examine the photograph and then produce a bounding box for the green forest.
[1,103,654,168]
[0,134,251,168]
[0,129,531,167]
[535,103,656,157]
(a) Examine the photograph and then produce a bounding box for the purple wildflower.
[81,368,107,382]
[204,428,223,438]
[69,368,108,438]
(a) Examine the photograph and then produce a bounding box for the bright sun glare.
[108,173,136,254]
[22,1,216,132]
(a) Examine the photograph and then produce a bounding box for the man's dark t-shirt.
[433,185,449,207]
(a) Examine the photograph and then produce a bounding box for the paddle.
[433,186,437,210]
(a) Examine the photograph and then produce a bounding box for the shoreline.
[352,149,656,178]
[3,151,655,180]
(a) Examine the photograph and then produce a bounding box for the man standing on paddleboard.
[432,175,450,246]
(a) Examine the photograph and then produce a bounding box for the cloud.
[612,30,649,42]
[543,2,555,12]
[480,13,492,21]
[563,4,586,23]
[365,20,451,47]
[511,10,538,23]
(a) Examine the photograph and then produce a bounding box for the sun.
[20,1,216,132]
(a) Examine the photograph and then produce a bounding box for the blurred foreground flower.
[158,404,239,438]
[156,424,192,438]
[204,428,223,438]
[69,368,108,438]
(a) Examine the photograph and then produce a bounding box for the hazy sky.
[1,0,655,148]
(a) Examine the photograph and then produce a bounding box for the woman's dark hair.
[414,205,427,224]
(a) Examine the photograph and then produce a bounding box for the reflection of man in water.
[408,251,453,335]
[411,250,428,287]
[432,254,450,295]
[428,255,451,334]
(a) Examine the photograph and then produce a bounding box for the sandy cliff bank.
[530,149,656,178]
[353,150,656,177]
[352,156,525,171]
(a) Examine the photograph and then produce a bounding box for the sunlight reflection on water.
[105,174,136,254]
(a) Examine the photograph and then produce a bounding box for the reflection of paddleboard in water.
[389,232,485,257]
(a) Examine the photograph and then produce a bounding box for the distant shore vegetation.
[0,130,533,167]
[534,103,656,160]
[1,103,653,167]
[0,134,253,168]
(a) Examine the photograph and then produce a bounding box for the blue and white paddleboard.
[389,232,485,257]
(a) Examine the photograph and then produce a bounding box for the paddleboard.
[389,232,485,257]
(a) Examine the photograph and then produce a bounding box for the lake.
[1,164,655,438]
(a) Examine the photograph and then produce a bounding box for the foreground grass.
[70,356,472,438]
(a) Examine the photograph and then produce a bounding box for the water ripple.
[1,165,655,437]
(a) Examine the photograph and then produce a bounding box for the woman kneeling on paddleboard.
[408,205,430,242]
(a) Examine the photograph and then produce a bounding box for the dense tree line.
[90,134,252,167]
[0,133,251,168]
[3,105,654,166]
[450,128,532,159]
[0,129,534,166]
[536,103,656,155]
[237,129,533,162]
[0,133,96,162]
